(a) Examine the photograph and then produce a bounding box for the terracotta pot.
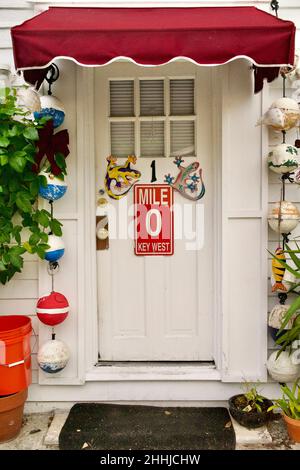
[229,394,273,429]
[0,388,27,443]
[284,414,300,443]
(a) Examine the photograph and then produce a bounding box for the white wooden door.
[95,63,215,361]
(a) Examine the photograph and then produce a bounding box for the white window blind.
[110,80,134,117]
[171,121,195,157]
[170,79,194,116]
[141,122,164,157]
[111,122,135,157]
[109,77,196,158]
[140,80,164,116]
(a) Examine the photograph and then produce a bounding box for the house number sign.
[134,184,174,256]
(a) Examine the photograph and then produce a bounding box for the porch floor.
[0,410,299,451]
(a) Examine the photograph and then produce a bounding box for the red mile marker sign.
[134,184,174,256]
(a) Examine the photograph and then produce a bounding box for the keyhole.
[150,160,157,183]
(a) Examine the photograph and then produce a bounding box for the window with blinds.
[109,78,195,158]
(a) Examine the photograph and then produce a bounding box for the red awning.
[11,6,295,92]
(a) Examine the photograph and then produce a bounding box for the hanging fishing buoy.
[267,351,300,383]
[268,201,300,234]
[268,143,299,174]
[257,97,300,131]
[38,338,70,374]
[45,235,65,262]
[36,291,69,326]
[34,95,65,128]
[17,86,41,113]
[268,303,296,341]
[38,171,67,201]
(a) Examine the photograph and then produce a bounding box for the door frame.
[78,63,223,381]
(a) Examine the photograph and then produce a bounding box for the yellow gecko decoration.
[104,155,141,200]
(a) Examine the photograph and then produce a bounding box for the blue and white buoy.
[39,171,67,201]
[34,95,65,128]
[38,339,70,374]
[45,235,65,262]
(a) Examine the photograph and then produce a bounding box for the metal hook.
[270,0,279,17]
[45,64,60,96]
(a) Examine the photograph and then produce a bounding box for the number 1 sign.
[134,184,174,256]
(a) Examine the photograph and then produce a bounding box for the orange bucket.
[0,316,32,395]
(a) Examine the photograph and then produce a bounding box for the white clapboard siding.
[279,6,300,49]
[0,280,38,299]
[0,2,33,69]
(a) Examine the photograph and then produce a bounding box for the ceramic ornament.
[17,87,41,113]
[34,95,65,128]
[268,144,299,174]
[271,247,287,292]
[268,304,294,329]
[45,235,65,262]
[38,339,70,374]
[267,351,300,383]
[39,171,67,201]
[36,291,69,326]
[258,97,300,131]
[268,304,295,341]
[164,157,205,201]
[268,201,300,234]
[105,155,141,200]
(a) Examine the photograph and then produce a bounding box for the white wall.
[0,0,300,400]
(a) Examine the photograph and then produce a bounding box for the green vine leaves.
[0,90,63,284]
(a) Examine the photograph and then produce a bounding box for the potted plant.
[268,380,300,443]
[228,384,273,429]
[0,389,27,443]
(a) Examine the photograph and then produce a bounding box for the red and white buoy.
[36,291,69,326]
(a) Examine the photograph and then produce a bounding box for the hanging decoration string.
[34,63,71,375]
[279,73,288,305]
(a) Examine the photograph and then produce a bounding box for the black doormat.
[59,404,235,450]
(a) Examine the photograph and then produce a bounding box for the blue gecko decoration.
[164,157,205,201]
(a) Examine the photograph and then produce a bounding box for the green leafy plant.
[268,380,300,420]
[0,88,63,284]
[239,383,266,413]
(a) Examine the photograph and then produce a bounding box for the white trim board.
[86,363,220,381]
[27,380,282,402]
